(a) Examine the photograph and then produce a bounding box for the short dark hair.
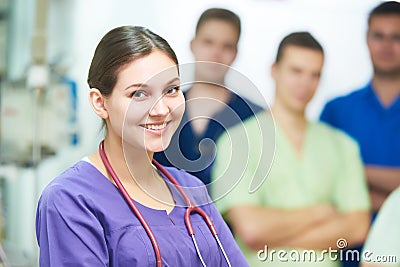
[275,32,324,63]
[368,1,400,25]
[195,8,241,39]
[87,26,178,97]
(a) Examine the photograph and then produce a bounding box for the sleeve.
[331,132,371,212]
[36,185,108,266]
[362,187,400,264]
[208,201,250,267]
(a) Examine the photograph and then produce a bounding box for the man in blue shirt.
[320,1,400,213]
[320,2,400,266]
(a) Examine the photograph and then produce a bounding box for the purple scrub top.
[36,160,249,266]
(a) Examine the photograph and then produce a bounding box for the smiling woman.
[91,49,185,154]
[35,25,249,267]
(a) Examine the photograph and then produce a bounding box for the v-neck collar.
[367,82,400,112]
[80,160,184,219]
[276,121,312,163]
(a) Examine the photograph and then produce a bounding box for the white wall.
[57,0,381,155]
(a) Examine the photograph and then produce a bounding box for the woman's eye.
[131,90,146,98]
[165,85,180,95]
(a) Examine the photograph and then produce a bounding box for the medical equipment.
[0,242,10,267]
[99,141,231,267]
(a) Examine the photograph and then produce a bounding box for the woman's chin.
[147,141,171,154]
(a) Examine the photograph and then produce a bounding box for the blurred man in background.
[212,31,370,267]
[154,8,261,186]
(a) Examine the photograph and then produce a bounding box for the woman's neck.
[89,134,155,186]
[90,134,175,210]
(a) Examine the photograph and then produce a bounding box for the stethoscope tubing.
[99,141,162,266]
[99,141,231,267]
[152,160,231,267]
[151,160,218,236]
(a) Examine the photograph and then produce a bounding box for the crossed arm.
[227,204,370,251]
[366,166,400,212]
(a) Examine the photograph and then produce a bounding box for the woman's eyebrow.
[165,77,180,85]
[124,83,148,91]
[124,77,180,91]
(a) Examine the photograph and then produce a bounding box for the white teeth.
[145,122,166,130]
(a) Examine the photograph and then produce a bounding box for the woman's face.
[105,50,185,153]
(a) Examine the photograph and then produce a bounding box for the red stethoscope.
[99,141,232,267]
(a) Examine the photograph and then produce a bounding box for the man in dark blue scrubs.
[154,8,262,186]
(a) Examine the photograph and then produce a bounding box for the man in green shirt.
[212,32,371,267]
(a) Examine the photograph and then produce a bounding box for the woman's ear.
[88,88,108,119]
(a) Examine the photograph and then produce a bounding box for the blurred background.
[0,0,386,266]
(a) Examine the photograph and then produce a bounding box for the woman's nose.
[149,96,169,116]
